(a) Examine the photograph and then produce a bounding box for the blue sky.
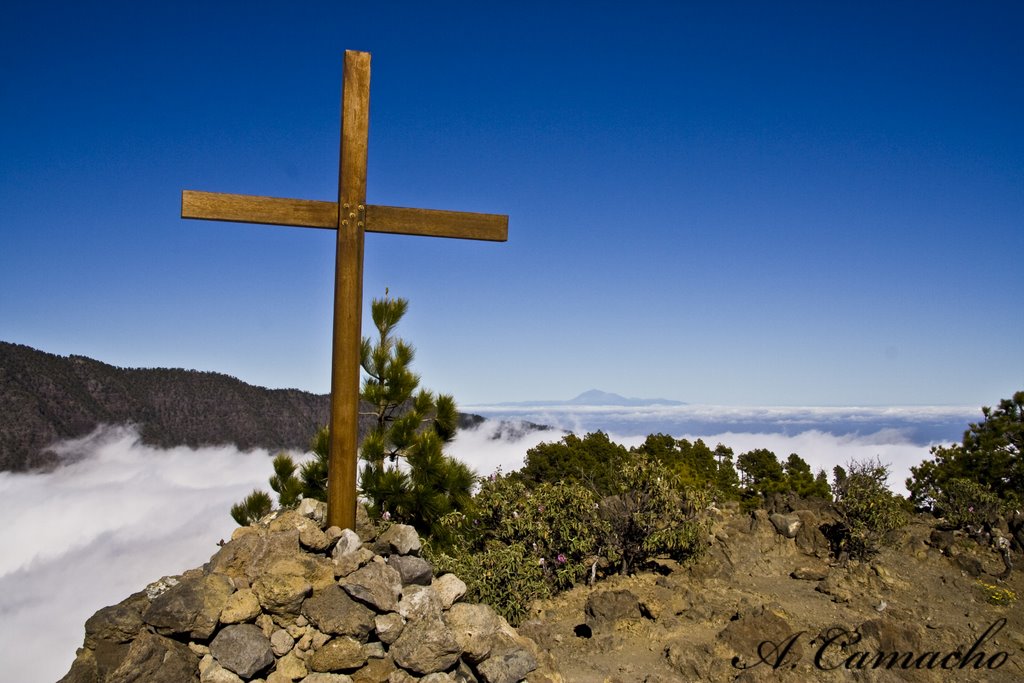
[2,1,1022,407]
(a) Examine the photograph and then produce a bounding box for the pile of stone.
[60,500,549,683]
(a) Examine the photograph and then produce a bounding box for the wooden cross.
[181,50,507,531]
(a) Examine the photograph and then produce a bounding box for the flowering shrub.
[600,455,710,574]
[428,473,607,623]
[977,580,1017,606]
[937,478,1002,530]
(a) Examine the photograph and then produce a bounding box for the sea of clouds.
[1,403,979,682]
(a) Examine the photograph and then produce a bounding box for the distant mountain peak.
[566,389,685,407]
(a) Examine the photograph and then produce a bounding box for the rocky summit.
[60,504,556,683]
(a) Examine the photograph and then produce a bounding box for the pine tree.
[357,294,475,538]
[229,294,475,538]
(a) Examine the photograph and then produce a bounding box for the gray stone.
[308,636,367,672]
[270,628,295,656]
[769,512,802,539]
[210,624,275,678]
[106,630,199,683]
[376,524,421,556]
[302,585,376,641]
[341,561,402,612]
[388,554,433,586]
[142,573,235,639]
[476,649,538,683]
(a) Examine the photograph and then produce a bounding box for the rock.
[432,574,467,609]
[220,588,262,624]
[200,662,244,683]
[341,561,402,612]
[376,524,421,556]
[84,592,148,645]
[420,674,457,683]
[793,509,830,556]
[297,498,328,527]
[271,628,295,656]
[476,648,538,683]
[308,636,367,672]
[375,613,406,646]
[334,547,376,578]
[791,566,829,581]
[275,650,308,679]
[955,554,983,577]
[208,529,302,581]
[106,630,199,683]
[254,572,312,615]
[351,656,397,682]
[74,591,151,680]
[302,585,377,641]
[298,522,331,552]
[390,588,462,674]
[266,510,330,551]
[143,573,235,639]
[769,512,802,539]
[445,603,520,664]
[584,590,641,632]
[388,554,433,586]
[303,674,355,683]
[718,605,801,668]
[332,529,363,559]
[929,528,955,554]
[210,624,275,678]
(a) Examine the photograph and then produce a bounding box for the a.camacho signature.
[732,618,1013,673]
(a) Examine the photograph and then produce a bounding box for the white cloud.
[0,426,281,683]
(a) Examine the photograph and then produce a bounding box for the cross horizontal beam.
[182,190,507,242]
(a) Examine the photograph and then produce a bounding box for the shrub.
[977,580,1017,606]
[432,542,549,626]
[600,455,709,574]
[428,473,607,623]
[832,458,907,560]
[230,489,272,526]
[937,478,1002,530]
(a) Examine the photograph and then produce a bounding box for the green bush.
[230,489,272,526]
[832,459,907,559]
[428,473,607,623]
[936,477,1002,530]
[600,455,709,574]
[432,541,549,626]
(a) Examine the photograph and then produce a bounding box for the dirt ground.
[518,507,1024,683]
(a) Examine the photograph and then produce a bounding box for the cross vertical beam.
[330,50,371,531]
[180,50,507,532]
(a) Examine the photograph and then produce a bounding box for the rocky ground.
[520,503,1024,682]
[61,501,1023,683]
